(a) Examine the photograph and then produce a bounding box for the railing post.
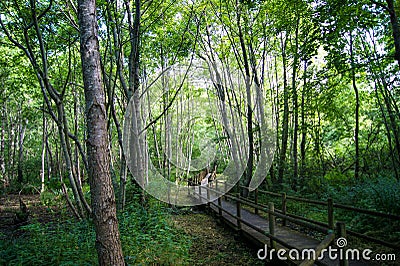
[282,193,287,226]
[269,202,276,249]
[218,196,222,218]
[336,222,348,266]
[254,188,259,215]
[199,185,202,203]
[236,194,241,231]
[206,185,210,208]
[224,181,227,200]
[328,198,334,229]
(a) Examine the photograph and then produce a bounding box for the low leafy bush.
[0,219,96,265]
[120,201,190,265]
[283,175,400,244]
[0,199,191,265]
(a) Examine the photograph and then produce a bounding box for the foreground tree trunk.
[77,0,125,265]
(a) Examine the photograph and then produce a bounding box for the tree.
[0,0,90,217]
[77,0,125,264]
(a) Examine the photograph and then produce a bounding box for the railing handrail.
[237,183,400,220]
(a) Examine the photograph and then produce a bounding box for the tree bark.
[237,4,253,197]
[300,60,308,183]
[0,104,6,188]
[292,17,300,189]
[78,0,125,265]
[17,119,26,183]
[41,109,47,193]
[350,31,360,179]
[386,0,400,68]
[278,33,289,184]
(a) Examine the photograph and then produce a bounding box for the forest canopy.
[0,0,400,264]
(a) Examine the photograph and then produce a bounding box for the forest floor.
[0,194,264,265]
[171,211,264,265]
[0,194,61,238]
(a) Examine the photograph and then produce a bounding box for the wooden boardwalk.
[192,187,372,265]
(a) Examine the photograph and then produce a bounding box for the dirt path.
[0,194,60,237]
[171,211,264,265]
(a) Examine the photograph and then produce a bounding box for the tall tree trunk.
[57,104,85,217]
[379,83,400,172]
[300,60,308,183]
[126,0,146,198]
[10,117,17,181]
[0,77,4,187]
[0,104,6,188]
[106,0,128,210]
[278,33,289,184]
[292,17,300,189]
[106,1,129,209]
[78,0,125,264]
[374,86,399,179]
[386,0,400,68]
[17,119,26,183]
[350,31,360,179]
[237,3,253,197]
[45,122,53,181]
[41,109,47,193]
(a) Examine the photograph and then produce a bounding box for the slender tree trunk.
[45,122,53,180]
[106,1,129,209]
[350,31,360,179]
[73,89,82,188]
[57,104,85,217]
[375,86,399,179]
[106,0,128,210]
[379,84,400,172]
[17,119,26,183]
[270,55,280,185]
[0,104,6,188]
[278,33,289,184]
[236,4,253,197]
[11,119,17,181]
[41,109,47,193]
[292,17,300,189]
[300,60,308,183]
[78,0,125,264]
[385,0,400,68]
[126,0,146,199]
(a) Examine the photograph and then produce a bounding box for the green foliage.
[0,200,191,265]
[0,220,97,265]
[277,175,400,244]
[40,190,64,207]
[120,201,190,265]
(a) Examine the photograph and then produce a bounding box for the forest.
[0,0,399,265]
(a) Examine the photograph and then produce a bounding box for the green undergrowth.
[0,198,191,265]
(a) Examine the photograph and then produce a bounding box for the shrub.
[0,200,191,265]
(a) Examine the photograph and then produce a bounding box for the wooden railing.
[192,179,400,264]
[253,186,400,250]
